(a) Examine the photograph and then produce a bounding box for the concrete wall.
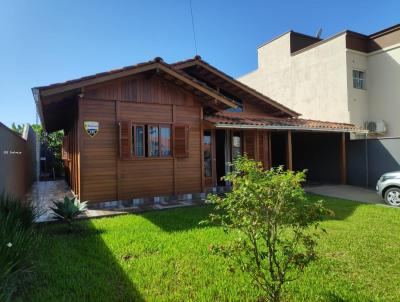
[347,137,400,188]
[240,34,400,137]
[346,50,368,129]
[239,32,352,123]
[0,123,38,199]
[367,44,400,137]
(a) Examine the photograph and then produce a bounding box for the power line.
[189,0,198,55]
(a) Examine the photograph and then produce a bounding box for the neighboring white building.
[239,24,400,138]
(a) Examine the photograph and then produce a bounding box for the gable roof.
[33,56,302,132]
[33,57,241,131]
[172,56,300,118]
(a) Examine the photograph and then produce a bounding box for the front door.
[203,130,215,188]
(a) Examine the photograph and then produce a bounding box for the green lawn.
[19,196,400,302]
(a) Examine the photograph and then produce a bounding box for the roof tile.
[205,112,364,132]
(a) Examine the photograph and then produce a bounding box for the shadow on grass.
[142,194,364,233]
[140,204,216,233]
[19,219,144,302]
[306,193,363,221]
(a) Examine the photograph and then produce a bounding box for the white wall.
[346,50,368,129]
[239,33,352,123]
[240,32,400,137]
[367,44,400,137]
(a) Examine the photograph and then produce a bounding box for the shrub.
[0,193,38,229]
[0,194,40,301]
[50,196,87,225]
[205,156,331,302]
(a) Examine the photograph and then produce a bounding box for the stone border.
[88,186,231,210]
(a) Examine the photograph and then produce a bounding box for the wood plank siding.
[78,74,202,202]
[64,99,81,197]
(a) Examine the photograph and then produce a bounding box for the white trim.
[213,123,368,134]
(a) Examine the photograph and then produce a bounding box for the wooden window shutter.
[173,125,189,158]
[62,135,69,160]
[119,121,132,159]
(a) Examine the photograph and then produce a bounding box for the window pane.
[148,126,159,157]
[232,132,241,159]
[353,70,366,89]
[160,126,171,156]
[136,126,144,156]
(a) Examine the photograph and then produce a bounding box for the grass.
[18,195,400,302]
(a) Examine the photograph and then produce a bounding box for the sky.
[0,0,399,127]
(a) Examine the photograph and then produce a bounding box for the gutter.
[32,88,45,129]
[213,123,369,134]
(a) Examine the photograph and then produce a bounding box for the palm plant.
[50,196,88,225]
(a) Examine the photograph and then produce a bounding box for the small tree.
[205,156,331,302]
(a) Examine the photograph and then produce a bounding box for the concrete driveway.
[305,185,384,204]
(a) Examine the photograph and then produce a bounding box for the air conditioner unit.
[364,120,386,133]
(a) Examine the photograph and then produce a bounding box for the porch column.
[286,130,293,171]
[339,132,347,184]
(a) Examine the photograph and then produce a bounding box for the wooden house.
[33,56,364,204]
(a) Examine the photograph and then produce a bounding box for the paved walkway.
[305,184,383,204]
[26,180,205,222]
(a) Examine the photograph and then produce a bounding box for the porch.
[202,113,367,190]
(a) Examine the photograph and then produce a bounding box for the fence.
[0,123,38,199]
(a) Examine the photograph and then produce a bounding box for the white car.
[376,171,400,206]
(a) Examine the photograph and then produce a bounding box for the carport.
[207,113,368,186]
[271,131,349,185]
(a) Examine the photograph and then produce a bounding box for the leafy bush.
[205,156,331,302]
[0,194,40,301]
[0,193,38,229]
[51,196,87,225]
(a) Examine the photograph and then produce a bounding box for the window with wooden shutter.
[62,135,69,160]
[119,121,132,159]
[173,125,189,158]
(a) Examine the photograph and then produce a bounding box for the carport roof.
[205,113,367,133]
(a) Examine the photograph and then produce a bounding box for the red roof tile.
[205,112,365,132]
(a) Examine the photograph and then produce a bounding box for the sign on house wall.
[84,121,99,137]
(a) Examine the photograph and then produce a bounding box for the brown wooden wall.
[79,99,117,202]
[77,74,203,202]
[64,99,81,197]
[243,130,271,169]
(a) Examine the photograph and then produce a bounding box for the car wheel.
[384,187,400,207]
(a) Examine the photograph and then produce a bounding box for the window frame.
[159,124,172,157]
[132,124,145,158]
[128,123,173,159]
[352,69,366,90]
[231,131,243,160]
[147,124,160,158]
